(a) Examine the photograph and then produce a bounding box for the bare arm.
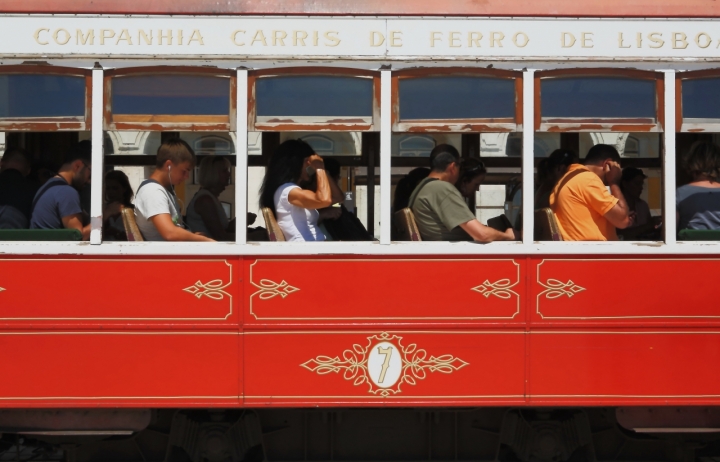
[62,214,91,241]
[288,169,332,210]
[150,213,215,242]
[194,194,234,241]
[459,219,516,243]
[604,184,633,229]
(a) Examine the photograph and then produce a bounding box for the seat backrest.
[678,228,720,241]
[121,206,144,242]
[0,229,82,241]
[261,207,286,242]
[393,208,422,241]
[534,208,563,241]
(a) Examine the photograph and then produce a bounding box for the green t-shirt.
[410,178,475,241]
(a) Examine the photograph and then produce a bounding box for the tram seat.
[393,208,422,241]
[678,229,720,241]
[534,208,563,241]
[120,206,144,241]
[0,229,82,241]
[261,207,286,242]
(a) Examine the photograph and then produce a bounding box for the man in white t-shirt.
[134,139,214,242]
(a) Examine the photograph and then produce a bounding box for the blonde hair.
[198,155,231,189]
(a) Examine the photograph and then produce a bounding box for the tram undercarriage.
[2,408,719,462]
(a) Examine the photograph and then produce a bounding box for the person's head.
[456,157,487,198]
[429,144,461,183]
[60,140,92,190]
[620,167,647,199]
[156,138,196,186]
[546,149,578,179]
[104,170,133,206]
[259,139,316,213]
[684,141,720,183]
[0,149,31,176]
[198,155,232,193]
[584,144,621,167]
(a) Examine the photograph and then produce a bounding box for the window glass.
[112,75,230,115]
[399,77,515,120]
[541,77,656,119]
[682,78,720,119]
[0,74,85,118]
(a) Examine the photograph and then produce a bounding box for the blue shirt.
[30,177,83,229]
[676,184,720,230]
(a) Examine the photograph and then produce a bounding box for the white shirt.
[134,181,183,241]
[274,183,325,242]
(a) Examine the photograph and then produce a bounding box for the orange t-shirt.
[549,164,619,241]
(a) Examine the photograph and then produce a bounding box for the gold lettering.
[293,30,308,46]
[116,29,132,45]
[618,32,631,48]
[231,30,245,46]
[696,32,712,49]
[581,32,593,48]
[313,31,319,46]
[76,29,94,45]
[188,29,204,45]
[468,32,483,47]
[490,31,504,47]
[273,30,287,46]
[648,32,664,48]
[370,31,385,47]
[325,31,341,47]
[389,31,401,47]
[561,32,576,47]
[636,32,642,48]
[138,30,153,45]
[158,29,173,45]
[178,29,184,45]
[430,31,442,47]
[377,346,393,384]
[673,32,688,49]
[100,29,115,45]
[52,28,71,45]
[512,32,529,47]
[251,30,267,46]
[34,28,49,45]
[449,31,461,47]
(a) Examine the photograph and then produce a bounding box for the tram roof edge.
[2,0,720,18]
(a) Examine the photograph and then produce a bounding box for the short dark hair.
[429,144,460,173]
[1,148,31,170]
[458,157,487,184]
[156,138,195,169]
[584,144,620,166]
[104,170,134,207]
[684,141,720,182]
[63,140,92,166]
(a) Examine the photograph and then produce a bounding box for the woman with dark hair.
[103,170,134,240]
[677,141,720,230]
[259,139,332,241]
[534,148,578,209]
[456,158,487,199]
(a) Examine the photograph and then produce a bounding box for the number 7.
[377,346,393,384]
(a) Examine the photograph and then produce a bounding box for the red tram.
[1,1,720,461]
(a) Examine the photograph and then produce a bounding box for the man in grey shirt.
[409,144,516,242]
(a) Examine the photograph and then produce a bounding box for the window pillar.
[90,66,104,245]
[663,70,676,245]
[236,68,249,245]
[522,69,535,245]
[380,69,392,245]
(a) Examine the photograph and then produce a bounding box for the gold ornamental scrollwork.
[0,287,5,293]
[471,278,519,300]
[183,279,231,301]
[251,279,300,300]
[538,279,586,299]
[301,332,469,397]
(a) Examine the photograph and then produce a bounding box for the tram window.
[682,78,720,120]
[0,75,85,118]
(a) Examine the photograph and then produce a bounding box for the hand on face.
[306,154,325,171]
[603,160,622,185]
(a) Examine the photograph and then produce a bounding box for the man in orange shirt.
[549,144,634,241]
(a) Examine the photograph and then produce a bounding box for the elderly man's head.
[429,144,461,183]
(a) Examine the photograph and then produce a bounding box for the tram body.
[2,1,720,461]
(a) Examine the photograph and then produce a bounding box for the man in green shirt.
[409,144,516,242]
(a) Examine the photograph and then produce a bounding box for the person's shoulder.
[422,179,455,195]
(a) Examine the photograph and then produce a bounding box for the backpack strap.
[408,178,438,209]
[31,177,68,214]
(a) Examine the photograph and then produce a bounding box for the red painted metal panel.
[0,331,241,407]
[243,330,526,406]
[1,0,718,18]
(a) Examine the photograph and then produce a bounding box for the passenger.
[676,141,720,230]
[259,139,332,241]
[0,149,36,229]
[186,155,234,241]
[134,139,214,242]
[103,170,134,241]
[320,158,372,241]
[549,144,633,241]
[393,167,430,212]
[617,167,662,240]
[30,141,92,240]
[535,149,578,209]
[410,144,516,242]
[456,157,487,201]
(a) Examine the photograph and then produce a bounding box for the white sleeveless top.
[273,183,325,242]
[186,189,229,237]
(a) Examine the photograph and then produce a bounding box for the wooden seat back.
[121,206,144,242]
[534,208,563,241]
[261,207,286,242]
[393,208,422,241]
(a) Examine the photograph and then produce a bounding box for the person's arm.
[62,214,91,241]
[459,219,516,243]
[604,184,633,229]
[150,213,215,242]
[194,194,233,241]
[288,156,332,210]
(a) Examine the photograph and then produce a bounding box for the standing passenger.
[676,141,720,230]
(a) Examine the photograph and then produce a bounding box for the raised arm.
[603,162,633,229]
[287,155,332,210]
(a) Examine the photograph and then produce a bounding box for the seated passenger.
[617,167,662,240]
[677,141,720,231]
[456,158,487,202]
[410,144,515,242]
[535,149,578,209]
[393,167,431,212]
[30,141,92,240]
[186,155,234,241]
[320,158,372,241]
[0,149,36,229]
[103,170,134,241]
[549,144,633,241]
[134,139,214,242]
[259,139,332,241]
